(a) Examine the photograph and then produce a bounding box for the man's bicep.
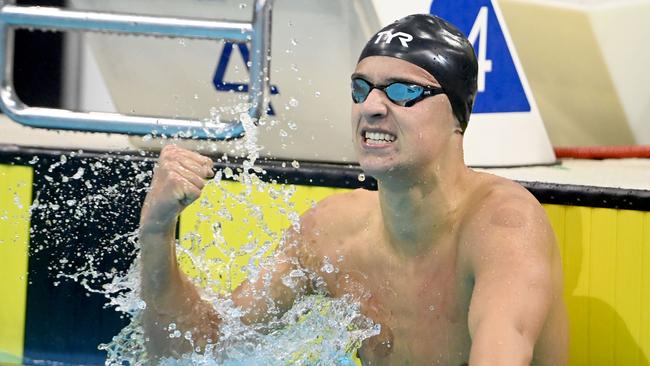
[468,251,553,342]
[466,203,556,346]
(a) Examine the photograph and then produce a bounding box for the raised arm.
[139,145,312,359]
[139,144,220,357]
[465,194,566,366]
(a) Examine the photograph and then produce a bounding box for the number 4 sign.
[468,7,492,93]
[431,0,530,113]
[429,0,555,166]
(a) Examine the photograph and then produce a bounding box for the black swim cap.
[358,14,478,131]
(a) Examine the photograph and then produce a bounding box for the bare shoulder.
[465,172,550,231]
[460,172,557,267]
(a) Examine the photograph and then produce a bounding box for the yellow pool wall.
[0,164,32,365]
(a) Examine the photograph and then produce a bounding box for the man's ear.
[455,118,468,135]
[453,120,464,135]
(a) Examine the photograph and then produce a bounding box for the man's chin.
[358,163,400,181]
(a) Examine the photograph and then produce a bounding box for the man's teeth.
[364,131,396,143]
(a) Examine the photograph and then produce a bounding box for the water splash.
[102,294,378,366]
[35,102,377,365]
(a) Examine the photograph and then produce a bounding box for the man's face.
[351,56,459,179]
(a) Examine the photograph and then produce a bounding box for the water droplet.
[239,3,247,9]
[357,173,366,182]
[71,167,85,180]
[288,98,299,107]
[429,305,435,311]
[314,91,321,98]
[179,39,186,46]
[290,38,298,46]
[289,269,304,277]
[321,263,334,274]
[321,256,335,273]
[193,94,199,100]
[291,160,300,169]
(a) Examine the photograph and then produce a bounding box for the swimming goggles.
[351,77,445,107]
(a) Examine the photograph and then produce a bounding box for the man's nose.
[360,89,389,120]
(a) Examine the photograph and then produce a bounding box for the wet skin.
[139,56,568,365]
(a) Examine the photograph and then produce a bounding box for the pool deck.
[483,158,650,191]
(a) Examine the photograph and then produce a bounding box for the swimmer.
[139,14,568,365]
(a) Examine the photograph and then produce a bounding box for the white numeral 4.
[467,6,493,92]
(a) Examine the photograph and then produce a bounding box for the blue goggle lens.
[385,83,424,104]
[351,78,426,106]
[352,78,371,104]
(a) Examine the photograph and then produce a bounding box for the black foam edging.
[0,145,377,189]
[1,145,648,211]
[519,181,650,212]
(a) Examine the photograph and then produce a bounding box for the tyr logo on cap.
[374,30,413,47]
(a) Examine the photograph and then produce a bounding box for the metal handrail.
[0,1,275,139]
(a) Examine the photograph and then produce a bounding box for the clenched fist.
[140,145,215,230]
